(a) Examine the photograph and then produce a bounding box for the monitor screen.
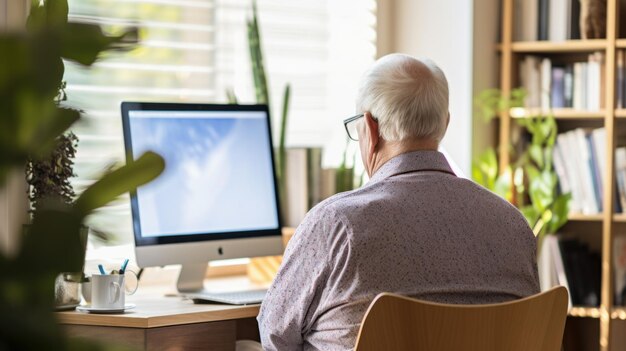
[122,103,282,246]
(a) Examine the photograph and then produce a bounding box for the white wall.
[377,0,499,176]
[472,0,499,159]
[379,0,474,175]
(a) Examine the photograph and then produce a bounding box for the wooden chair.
[354,286,568,351]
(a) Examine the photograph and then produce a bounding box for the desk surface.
[57,276,263,329]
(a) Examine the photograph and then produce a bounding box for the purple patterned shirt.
[258,150,540,351]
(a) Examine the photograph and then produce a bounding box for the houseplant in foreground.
[25,131,89,308]
[0,0,165,349]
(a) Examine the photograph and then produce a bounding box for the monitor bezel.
[121,101,283,247]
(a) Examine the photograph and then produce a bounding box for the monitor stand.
[177,262,208,292]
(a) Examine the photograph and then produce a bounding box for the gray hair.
[356,53,449,142]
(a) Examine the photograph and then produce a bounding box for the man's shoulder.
[452,177,523,211]
[308,184,375,217]
[296,186,375,239]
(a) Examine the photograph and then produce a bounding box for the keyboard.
[184,289,267,305]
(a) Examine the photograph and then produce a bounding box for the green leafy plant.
[473,88,571,237]
[0,0,164,349]
[516,116,571,235]
[25,132,78,215]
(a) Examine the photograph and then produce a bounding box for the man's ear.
[364,112,379,152]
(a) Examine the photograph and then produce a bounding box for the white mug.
[91,274,125,309]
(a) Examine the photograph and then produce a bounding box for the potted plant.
[25,131,88,309]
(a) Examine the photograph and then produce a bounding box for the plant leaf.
[60,23,135,66]
[528,144,544,168]
[528,175,552,213]
[225,88,238,104]
[74,151,165,215]
[472,148,505,191]
[525,164,540,183]
[546,193,572,234]
[18,201,85,274]
[521,205,540,228]
[494,166,512,200]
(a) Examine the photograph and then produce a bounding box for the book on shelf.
[615,148,626,212]
[586,132,603,211]
[564,65,574,107]
[548,0,568,42]
[614,235,626,306]
[519,53,604,111]
[551,66,566,108]
[618,50,626,109]
[537,0,549,41]
[573,129,599,213]
[613,235,626,306]
[554,127,613,215]
[587,52,603,111]
[554,127,625,215]
[539,235,570,297]
[519,56,541,107]
[566,0,581,40]
[540,58,551,110]
[539,235,600,308]
[515,0,582,41]
[514,0,538,41]
[555,132,583,213]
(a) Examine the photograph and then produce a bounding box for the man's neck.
[369,139,439,176]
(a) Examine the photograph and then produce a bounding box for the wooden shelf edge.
[509,108,604,119]
[611,307,626,320]
[616,109,626,118]
[617,39,626,48]
[569,306,601,318]
[567,214,626,222]
[499,39,608,53]
[568,213,604,221]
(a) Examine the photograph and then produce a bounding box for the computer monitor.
[121,102,283,293]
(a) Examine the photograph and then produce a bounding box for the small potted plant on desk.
[25,131,89,310]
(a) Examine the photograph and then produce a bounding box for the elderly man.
[256,53,540,350]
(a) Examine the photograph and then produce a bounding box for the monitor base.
[177,262,208,292]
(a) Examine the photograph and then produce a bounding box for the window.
[64,0,377,246]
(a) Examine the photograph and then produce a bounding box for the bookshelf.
[498,0,621,350]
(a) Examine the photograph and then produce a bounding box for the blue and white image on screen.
[128,110,279,237]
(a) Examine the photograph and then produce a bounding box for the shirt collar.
[368,150,456,184]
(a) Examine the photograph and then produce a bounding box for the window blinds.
[64,0,376,244]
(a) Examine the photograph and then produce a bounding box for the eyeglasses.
[343,113,364,141]
[343,114,378,141]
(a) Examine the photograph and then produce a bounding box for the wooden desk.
[57,276,265,350]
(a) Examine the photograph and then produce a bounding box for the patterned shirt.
[258,150,540,351]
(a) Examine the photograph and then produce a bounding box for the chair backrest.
[354,286,568,351]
